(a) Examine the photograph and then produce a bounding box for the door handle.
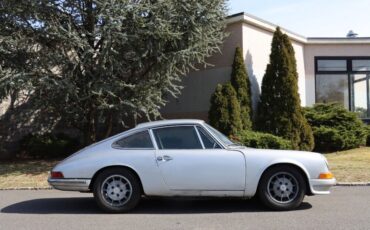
[156,155,173,162]
[163,155,173,161]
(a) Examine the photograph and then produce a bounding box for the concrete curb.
[336,182,370,186]
[0,187,53,191]
[0,183,370,190]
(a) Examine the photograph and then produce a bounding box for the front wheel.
[93,168,141,213]
[258,165,306,211]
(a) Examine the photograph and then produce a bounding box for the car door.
[151,125,246,191]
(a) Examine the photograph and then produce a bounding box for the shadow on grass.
[1,197,312,214]
[0,160,58,176]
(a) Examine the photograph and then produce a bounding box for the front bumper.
[309,178,337,195]
[48,178,91,191]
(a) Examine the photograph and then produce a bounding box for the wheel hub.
[280,184,287,191]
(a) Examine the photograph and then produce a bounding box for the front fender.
[244,158,312,197]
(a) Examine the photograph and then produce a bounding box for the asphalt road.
[0,187,369,230]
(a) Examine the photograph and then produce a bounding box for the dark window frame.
[315,56,370,120]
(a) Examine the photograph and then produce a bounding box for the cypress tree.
[257,27,314,150]
[209,84,229,134]
[209,83,242,136]
[230,47,253,129]
[223,82,243,135]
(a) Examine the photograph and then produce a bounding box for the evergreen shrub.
[304,103,366,152]
[235,130,292,150]
[19,133,80,159]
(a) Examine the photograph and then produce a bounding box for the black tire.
[257,165,306,211]
[93,168,141,213]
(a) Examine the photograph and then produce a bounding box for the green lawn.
[0,160,58,189]
[325,147,370,182]
[0,148,369,189]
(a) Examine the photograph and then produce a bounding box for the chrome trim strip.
[48,178,91,191]
[194,125,205,149]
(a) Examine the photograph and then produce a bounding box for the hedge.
[304,103,366,152]
[19,132,80,159]
[235,130,292,150]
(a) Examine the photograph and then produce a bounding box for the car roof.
[134,119,205,130]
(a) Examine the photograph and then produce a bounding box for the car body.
[48,119,336,212]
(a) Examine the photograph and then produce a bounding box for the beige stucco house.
[161,12,370,121]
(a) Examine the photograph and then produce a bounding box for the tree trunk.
[9,90,18,110]
[104,113,113,139]
[82,108,97,146]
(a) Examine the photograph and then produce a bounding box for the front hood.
[227,145,321,157]
[235,147,328,182]
[237,147,326,165]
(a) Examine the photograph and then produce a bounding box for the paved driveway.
[0,187,369,230]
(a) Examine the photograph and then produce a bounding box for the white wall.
[161,20,310,121]
[161,22,243,120]
[160,66,232,120]
[242,23,306,108]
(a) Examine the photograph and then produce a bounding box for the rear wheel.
[93,168,141,213]
[258,165,306,210]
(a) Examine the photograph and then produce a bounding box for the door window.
[153,126,202,149]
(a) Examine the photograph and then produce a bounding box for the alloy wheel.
[101,174,133,207]
[267,172,299,204]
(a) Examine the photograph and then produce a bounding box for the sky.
[228,0,370,37]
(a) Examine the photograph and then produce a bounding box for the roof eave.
[226,12,307,44]
[226,12,370,45]
[306,38,370,44]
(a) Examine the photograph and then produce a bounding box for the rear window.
[113,131,153,149]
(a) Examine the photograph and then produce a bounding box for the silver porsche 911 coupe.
[48,119,336,212]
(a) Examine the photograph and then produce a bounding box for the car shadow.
[1,197,312,215]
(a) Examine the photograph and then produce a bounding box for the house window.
[315,57,370,118]
[351,74,369,118]
[316,74,349,109]
[352,60,370,71]
[317,60,347,71]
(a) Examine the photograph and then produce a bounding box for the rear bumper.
[309,178,336,195]
[48,178,91,191]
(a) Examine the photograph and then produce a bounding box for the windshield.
[204,124,234,146]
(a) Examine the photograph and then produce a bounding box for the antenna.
[347,30,358,38]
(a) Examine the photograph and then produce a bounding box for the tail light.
[51,171,64,179]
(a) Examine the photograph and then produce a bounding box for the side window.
[153,126,202,149]
[196,126,221,149]
[113,131,153,149]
